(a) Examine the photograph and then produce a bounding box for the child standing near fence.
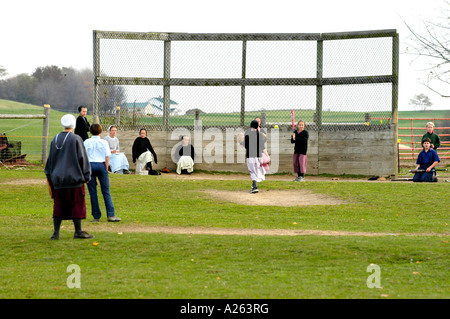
[422,122,440,151]
[291,120,309,181]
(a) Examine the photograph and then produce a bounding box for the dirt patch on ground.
[201,189,345,206]
[163,172,372,182]
[2,178,46,185]
[90,225,448,237]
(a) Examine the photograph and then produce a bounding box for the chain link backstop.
[93,30,398,132]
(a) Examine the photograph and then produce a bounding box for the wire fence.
[0,107,50,165]
[94,30,398,131]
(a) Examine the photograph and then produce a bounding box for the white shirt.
[84,136,111,162]
[104,135,120,152]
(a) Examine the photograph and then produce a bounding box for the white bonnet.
[61,114,76,129]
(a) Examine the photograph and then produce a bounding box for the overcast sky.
[1,0,448,110]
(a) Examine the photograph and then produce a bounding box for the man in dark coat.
[45,114,93,240]
[74,106,90,141]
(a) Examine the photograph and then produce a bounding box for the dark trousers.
[413,170,435,182]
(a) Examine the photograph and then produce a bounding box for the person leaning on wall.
[104,125,130,174]
[132,128,158,175]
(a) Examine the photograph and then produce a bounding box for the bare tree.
[403,0,450,98]
[409,93,433,112]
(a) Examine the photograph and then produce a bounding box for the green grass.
[0,100,94,163]
[0,168,448,299]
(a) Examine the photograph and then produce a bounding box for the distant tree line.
[0,65,94,112]
[0,65,126,114]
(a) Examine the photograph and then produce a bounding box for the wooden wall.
[104,125,396,176]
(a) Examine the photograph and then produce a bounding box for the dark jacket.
[291,130,309,155]
[244,128,266,158]
[74,115,90,141]
[421,132,440,150]
[132,137,157,164]
[416,148,440,169]
[45,132,91,189]
[175,144,195,162]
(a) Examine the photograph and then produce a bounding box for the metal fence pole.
[392,33,399,174]
[163,40,171,130]
[315,38,323,129]
[240,40,247,127]
[93,31,100,124]
[42,104,50,165]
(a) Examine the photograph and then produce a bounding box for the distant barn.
[121,97,180,116]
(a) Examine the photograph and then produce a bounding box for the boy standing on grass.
[45,114,93,240]
[422,122,440,151]
[74,106,90,141]
[413,137,440,182]
[84,124,121,222]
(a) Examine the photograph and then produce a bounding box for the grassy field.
[0,168,448,299]
[0,100,92,163]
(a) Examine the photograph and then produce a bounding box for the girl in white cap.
[45,114,93,239]
[104,125,130,174]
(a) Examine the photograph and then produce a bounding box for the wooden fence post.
[115,106,121,126]
[42,104,50,165]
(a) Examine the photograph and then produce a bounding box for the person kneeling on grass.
[413,137,440,183]
[245,120,268,193]
[175,135,195,175]
[45,114,93,240]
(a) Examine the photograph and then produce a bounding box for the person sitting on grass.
[104,125,130,174]
[413,137,440,183]
[132,128,158,175]
[175,135,195,175]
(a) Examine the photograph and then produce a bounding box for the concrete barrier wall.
[102,125,396,176]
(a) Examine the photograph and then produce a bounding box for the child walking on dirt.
[245,120,267,193]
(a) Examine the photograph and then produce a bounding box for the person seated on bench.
[175,135,195,174]
[103,125,130,174]
[413,137,440,182]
